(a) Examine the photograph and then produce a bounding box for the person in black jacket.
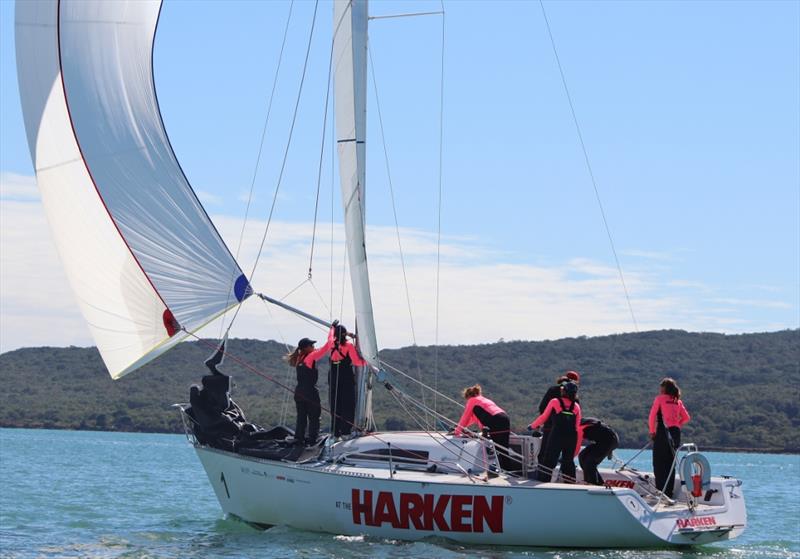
[578,417,619,485]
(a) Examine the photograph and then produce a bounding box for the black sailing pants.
[294,387,321,444]
[329,372,355,437]
[579,435,618,485]
[483,412,516,472]
[537,433,577,483]
[653,426,681,498]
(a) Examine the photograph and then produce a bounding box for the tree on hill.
[0,329,797,452]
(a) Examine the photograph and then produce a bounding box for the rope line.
[367,45,430,428]
[378,358,462,409]
[308,37,335,279]
[247,0,320,286]
[218,0,295,337]
[234,0,295,264]
[538,0,639,331]
[185,329,508,478]
[434,0,446,420]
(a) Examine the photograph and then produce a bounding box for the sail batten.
[16,0,248,378]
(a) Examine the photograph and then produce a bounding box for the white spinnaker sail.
[15,0,249,379]
[333,0,378,428]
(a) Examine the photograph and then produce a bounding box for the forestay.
[15,0,249,379]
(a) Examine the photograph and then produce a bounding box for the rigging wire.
[367,45,431,428]
[184,329,507,479]
[190,312,522,478]
[257,297,295,425]
[369,11,444,21]
[307,37,335,280]
[218,0,295,337]
[246,0,320,288]
[433,0,446,423]
[378,358,462,409]
[308,279,332,316]
[538,0,639,331]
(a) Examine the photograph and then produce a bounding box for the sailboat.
[15,0,747,548]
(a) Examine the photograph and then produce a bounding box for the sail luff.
[333,0,378,429]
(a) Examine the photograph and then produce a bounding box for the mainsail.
[15,0,249,379]
[333,0,379,428]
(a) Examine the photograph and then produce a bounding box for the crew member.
[648,377,690,499]
[285,329,333,446]
[578,417,619,485]
[328,322,366,437]
[537,370,581,464]
[455,384,515,472]
[530,380,582,483]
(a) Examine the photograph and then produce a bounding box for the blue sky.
[1,0,798,352]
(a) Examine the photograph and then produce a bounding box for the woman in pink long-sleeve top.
[529,381,581,483]
[285,329,334,446]
[455,385,515,471]
[327,323,366,437]
[649,377,690,498]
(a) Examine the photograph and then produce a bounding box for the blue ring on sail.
[234,274,252,302]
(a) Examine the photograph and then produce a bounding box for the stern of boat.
[603,470,746,546]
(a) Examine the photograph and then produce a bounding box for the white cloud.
[195,190,222,206]
[0,172,39,201]
[0,173,91,351]
[0,173,795,357]
[620,249,679,262]
[709,298,792,310]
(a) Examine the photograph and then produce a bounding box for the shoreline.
[1,424,796,455]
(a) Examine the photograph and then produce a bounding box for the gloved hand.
[332,319,339,327]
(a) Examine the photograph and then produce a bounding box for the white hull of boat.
[193,434,746,548]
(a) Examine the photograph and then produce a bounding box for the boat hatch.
[350,448,430,465]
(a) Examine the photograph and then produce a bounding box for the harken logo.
[676,516,717,529]
[351,489,504,533]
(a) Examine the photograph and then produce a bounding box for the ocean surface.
[0,428,797,559]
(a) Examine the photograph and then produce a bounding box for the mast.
[333,0,377,430]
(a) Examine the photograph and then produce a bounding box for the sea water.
[0,428,798,559]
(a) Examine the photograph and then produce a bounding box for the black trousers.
[537,425,552,463]
[537,433,577,482]
[294,388,321,443]
[579,436,618,485]
[329,377,355,437]
[483,413,516,472]
[653,426,681,498]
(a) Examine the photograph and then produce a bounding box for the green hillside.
[0,329,797,452]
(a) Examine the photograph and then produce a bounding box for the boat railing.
[653,442,700,507]
[172,403,198,445]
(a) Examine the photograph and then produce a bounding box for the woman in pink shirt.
[285,329,333,446]
[455,384,514,471]
[327,323,366,438]
[529,381,582,483]
[649,377,690,498]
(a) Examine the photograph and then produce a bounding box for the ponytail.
[462,384,482,399]
[660,377,681,400]
[285,348,303,367]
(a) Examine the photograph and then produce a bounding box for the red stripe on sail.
[55,0,174,337]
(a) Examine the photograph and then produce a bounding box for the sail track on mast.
[15,0,249,378]
[333,0,380,430]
